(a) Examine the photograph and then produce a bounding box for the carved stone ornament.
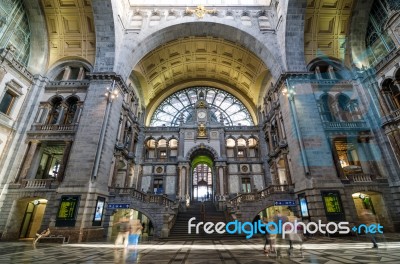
[186,5,217,19]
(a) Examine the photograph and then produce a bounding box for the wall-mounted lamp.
[105,85,119,102]
[282,87,296,97]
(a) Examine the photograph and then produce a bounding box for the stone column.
[40,106,50,124]
[176,166,181,197]
[282,151,292,185]
[57,141,72,182]
[276,112,284,140]
[219,129,226,158]
[73,102,84,124]
[56,103,67,125]
[19,140,39,181]
[266,125,273,151]
[34,106,44,123]
[62,66,71,80]
[0,66,7,83]
[118,114,127,142]
[329,138,346,179]
[177,164,186,198]
[129,129,136,153]
[124,161,131,187]
[359,136,379,176]
[223,165,228,195]
[111,155,120,187]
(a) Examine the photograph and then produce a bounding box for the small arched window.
[226,138,235,158]
[64,97,78,124]
[237,138,247,158]
[47,97,63,125]
[337,94,352,121]
[320,94,335,122]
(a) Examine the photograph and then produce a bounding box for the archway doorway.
[110,209,154,242]
[19,198,48,238]
[191,155,214,202]
[352,191,390,228]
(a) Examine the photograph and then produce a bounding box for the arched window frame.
[150,87,254,127]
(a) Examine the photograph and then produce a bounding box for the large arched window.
[150,87,254,126]
[0,0,31,65]
[365,0,399,65]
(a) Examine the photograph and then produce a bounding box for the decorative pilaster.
[19,140,39,181]
[57,141,72,182]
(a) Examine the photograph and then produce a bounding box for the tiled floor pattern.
[0,236,400,264]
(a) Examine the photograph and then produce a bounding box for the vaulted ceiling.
[134,37,268,107]
[304,0,355,64]
[41,0,96,67]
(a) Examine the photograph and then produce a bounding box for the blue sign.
[107,203,130,209]
[274,200,296,206]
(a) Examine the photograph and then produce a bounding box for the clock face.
[197,111,206,119]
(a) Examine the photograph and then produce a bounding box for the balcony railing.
[351,174,372,182]
[31,124,78,132]
[110,187,176,207]
[322,121,369,130]
[230,184,293,207]
[21,179,56,189]
[382,108,400,126]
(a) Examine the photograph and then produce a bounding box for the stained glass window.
[150,87,254,127]
[0,0,31,65]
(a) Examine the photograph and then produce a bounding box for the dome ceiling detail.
[41,0,96,67]
[135,37,268,106]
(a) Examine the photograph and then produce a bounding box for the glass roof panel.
[150,86,254,127]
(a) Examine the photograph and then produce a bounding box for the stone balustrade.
[230,184,293,207]
[22,179,55,189]
[32,124,78,132]
[110,187,175,207]
[322,121,369,130]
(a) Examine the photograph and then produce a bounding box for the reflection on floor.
[1,235,400,264]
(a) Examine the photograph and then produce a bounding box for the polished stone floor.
[1,235,400,264]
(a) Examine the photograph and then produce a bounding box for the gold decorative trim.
[186,5,217,19]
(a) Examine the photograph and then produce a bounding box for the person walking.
[128,219,143,248]
[114,217,131,248]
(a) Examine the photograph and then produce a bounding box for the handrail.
[110,187,176,207]
[229,184,293,207]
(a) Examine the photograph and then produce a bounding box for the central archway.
[187,145,218,203]
[192,155,213,201]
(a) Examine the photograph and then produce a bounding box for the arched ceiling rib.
[304,0,355,63]
[135,37,268,107]
[41,0,96,67]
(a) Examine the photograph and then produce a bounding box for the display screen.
[57,196,79,219]
[93,197,105,224]
[56,195,80,227]
[299,195,309,217]
[321,191,345,221]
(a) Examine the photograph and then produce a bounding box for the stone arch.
[283,0,308,71]
[126,206,159,236]
[65,94,81,102]
[23,0,49,74]
[186,144,219,161]
[48,94,64,103]
[92,0,116,72]
[117,20,285,82]
[348,0,374,68]
[46,59,93,81]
